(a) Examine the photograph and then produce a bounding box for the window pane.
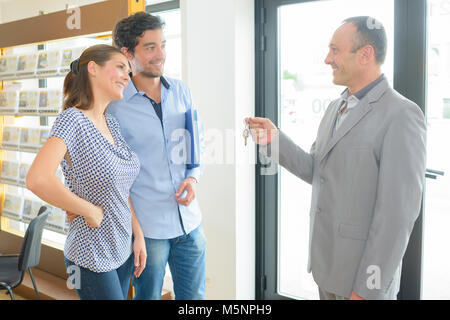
[154,9,182,80]
[422,0,450,300]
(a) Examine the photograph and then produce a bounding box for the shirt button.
[320,177,325,184]
[316,208,321,214]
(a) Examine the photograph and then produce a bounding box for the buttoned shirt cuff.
[186,168,201,183]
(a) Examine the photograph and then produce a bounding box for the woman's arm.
[26,136,103,228]
[129,197,146,277]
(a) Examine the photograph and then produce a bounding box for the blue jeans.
[64,255,133,300]
[132,224,206,300]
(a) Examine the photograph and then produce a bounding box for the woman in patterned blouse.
[26,44,146,300]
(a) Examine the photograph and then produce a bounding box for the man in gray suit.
[246,16,426,300]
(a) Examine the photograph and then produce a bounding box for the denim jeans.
[132,224,206,300]
[64,255,133,300]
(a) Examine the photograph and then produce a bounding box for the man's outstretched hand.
[244,117,279,145]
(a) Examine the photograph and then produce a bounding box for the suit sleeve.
[259,130,315,184]
[352,104,426,300]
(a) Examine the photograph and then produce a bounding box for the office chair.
[0,205,50,300]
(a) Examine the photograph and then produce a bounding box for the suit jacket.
[262,77,426,299]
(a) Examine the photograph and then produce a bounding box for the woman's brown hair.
[63,44,125,111]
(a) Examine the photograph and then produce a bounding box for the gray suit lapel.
[317,100,342,155]
[319,78,390,163]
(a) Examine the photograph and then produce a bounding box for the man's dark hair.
[113,12,165,54]
[343,16,387,65]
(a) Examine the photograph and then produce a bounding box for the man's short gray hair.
[343,16,387,65]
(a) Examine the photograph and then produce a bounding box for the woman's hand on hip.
[85,205,104,228]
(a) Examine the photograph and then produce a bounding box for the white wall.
[182,0,255,299]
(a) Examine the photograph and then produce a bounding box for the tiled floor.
[0,290,26,300]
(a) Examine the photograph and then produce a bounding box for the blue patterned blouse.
[50,107,140,273]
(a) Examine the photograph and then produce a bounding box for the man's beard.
[134,59,164,78]
[140,70,163,78]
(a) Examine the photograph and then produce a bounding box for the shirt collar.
[160,76,170,90]
[338,74,385,111]
[338,93,359,114]
[123,76,171,101]
[339,89,359,112]
[340,74,385,101]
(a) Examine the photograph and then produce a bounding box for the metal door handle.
[426,168,445,180]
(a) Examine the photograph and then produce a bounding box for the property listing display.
[0,46,89,235]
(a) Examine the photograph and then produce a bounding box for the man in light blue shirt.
[108,12,206,300]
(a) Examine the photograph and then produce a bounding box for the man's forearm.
[259,130,314,184]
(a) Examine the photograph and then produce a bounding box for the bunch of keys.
[243,122,250,146]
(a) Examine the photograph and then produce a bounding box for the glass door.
[422,0,450,300]
[256,0,428,300]
[278,0,394,300]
